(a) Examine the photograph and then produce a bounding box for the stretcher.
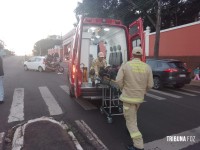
[97,76,123,123]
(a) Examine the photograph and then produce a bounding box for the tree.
[74,0,200,58]
[0,40,4,49]
[154,0,162,59]
[33,37,62,56]
[75,0,122,19]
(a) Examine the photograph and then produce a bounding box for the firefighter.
[90,52,107,87]
[115,47,153,150]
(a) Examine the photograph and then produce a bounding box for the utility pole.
[154,0,162,59]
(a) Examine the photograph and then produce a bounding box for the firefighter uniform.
[90,52,107,83]
[116,47,153,150]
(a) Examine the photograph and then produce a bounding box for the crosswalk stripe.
[146,93,166,100]
[144,126,200,150]
[75,120,108,150]
[60,85,69,94]
[150,89,182,98]
[0,132,5,144]
[60,85,97,110]
[182,88,200,94]
[167,89,197,96]
[8,88,24,123]
[39,86,63,116]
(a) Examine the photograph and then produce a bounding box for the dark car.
[146,59,191,89]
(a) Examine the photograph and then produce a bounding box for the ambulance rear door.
[73,19,84,98]
[128,18,145,62]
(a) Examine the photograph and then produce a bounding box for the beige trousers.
[123,102,144,149]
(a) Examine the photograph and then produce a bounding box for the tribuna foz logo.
[167,136,195,142]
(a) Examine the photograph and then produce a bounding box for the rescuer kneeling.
[115,47,154,150]
[90,52,107,87]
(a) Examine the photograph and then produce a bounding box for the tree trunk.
[154,0,162,59]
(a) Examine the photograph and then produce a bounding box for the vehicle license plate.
[179,74,186,77]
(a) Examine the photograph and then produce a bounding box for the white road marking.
[60,85,97,110]
[0,132,5,144]
[39,86,63,116]
[182,88,200,94]
[167,89,197,96]
[68,132,83,150]
[144,126,200,150]
[60,85,69,94]
[8,88,24,123]
[75,120,108,150]
[150,89,182,98]
[146,93,166,100]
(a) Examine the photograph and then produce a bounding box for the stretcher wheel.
[107,117,113,124]
[118,107,123,113]
[100,107,104,114]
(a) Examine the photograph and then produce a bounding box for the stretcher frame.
[98,77,123,123]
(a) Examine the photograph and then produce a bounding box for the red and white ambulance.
[63,17,145,98]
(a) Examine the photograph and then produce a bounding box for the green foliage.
[75,0,121,19]
[33,37,62,56]
[75,0,200,31]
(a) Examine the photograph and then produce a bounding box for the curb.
[0,132,5,150]
[190,80,200,87]
[12,117,83,150]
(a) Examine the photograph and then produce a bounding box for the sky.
[0,0,81,55]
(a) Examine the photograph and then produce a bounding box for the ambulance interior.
[80,25,128,86]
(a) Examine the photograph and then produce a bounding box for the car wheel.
[153,77,162,90]
[38,66,43,72]
[24,65,28,71]
[173,84,184,88]
[57,66,64,73]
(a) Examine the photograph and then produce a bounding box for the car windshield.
[168,61,186,69]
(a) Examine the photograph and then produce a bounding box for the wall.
[145,21,200,71]
[148,21,200,57]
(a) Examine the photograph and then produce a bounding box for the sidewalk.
[189,79,200,87]
[2,117,83,150]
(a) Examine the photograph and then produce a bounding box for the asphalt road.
[0,56,200,150]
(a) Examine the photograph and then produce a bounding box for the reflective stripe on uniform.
[120,96,144,103]
[123,105,129,110]
[130,131,142,139]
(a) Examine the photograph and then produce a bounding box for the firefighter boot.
[127,145,144,150]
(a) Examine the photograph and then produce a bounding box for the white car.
[24,56,46,72]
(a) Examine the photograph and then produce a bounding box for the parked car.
[24,56,46,72]
[146,59,191,89]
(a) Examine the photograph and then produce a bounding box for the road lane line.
[182,88,200,94]
[150,89,182,98]
[39,86,63,116]
[146,93,166,100]
[144,126,200,150]
[167,89,197,96]
[0,132,5,150]
[60,85,97,110]
[0,132,5,144]
[8,88,24,123]
[60,85,69,95]
[75,120,108,150]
